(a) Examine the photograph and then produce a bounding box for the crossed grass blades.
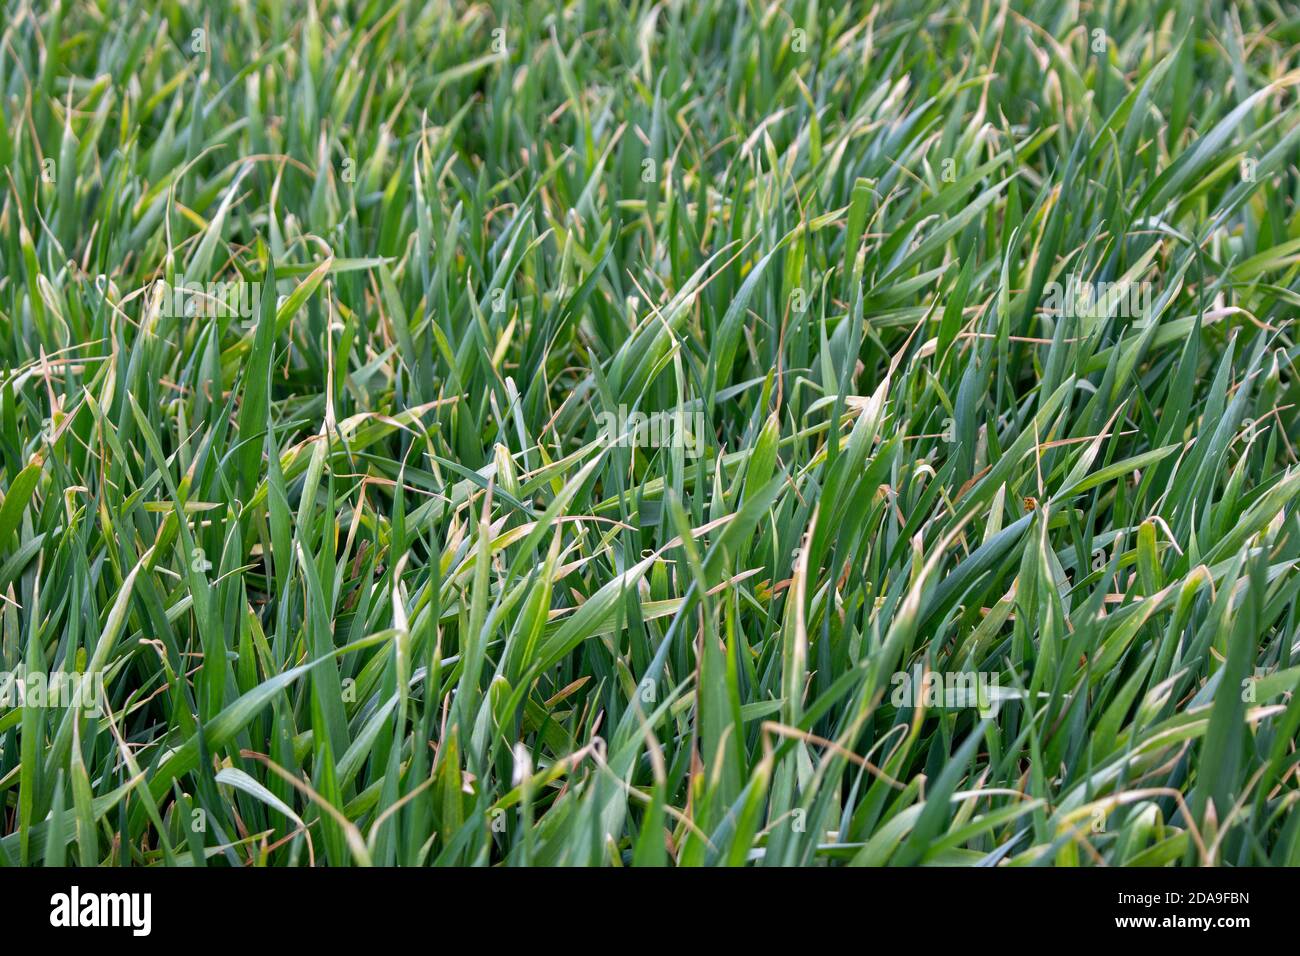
[0,0,1297,868]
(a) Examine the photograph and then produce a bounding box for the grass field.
[1,0,1299,867]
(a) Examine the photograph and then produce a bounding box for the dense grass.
[1,0,1298,867]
